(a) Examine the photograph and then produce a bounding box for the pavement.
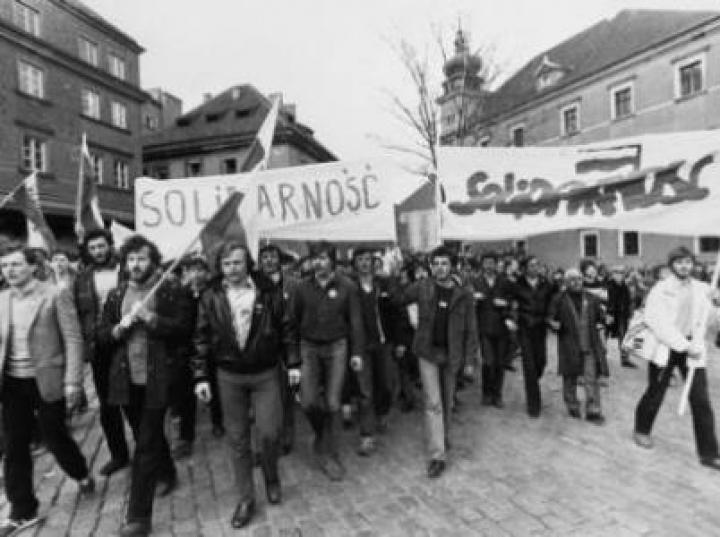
[4,337,720,537]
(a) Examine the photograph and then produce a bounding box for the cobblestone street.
[5,338,720,537]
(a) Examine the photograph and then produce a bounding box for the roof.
[143,85,336,162]
[59,0,144,52]
[480,9,720,122]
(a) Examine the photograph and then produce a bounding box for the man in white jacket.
[633,246,720,470]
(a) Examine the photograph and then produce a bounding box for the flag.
[15,172,56,252]
[75,133,104,241]
[110,219,134,248]
[199,191,246,266]
[239,95,281,172]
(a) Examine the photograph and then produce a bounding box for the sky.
[85,0,720,163]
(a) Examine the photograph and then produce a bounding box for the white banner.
[135,159,422,259]
[438,130,720,240]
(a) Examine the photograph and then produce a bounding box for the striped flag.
[75,133,104,241]
[239,95,281,173]
[15,172,56,252]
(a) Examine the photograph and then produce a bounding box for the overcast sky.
[85,0,720,163]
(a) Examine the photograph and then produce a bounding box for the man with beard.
[397,246,478,478]
[633,246,720,470]
[548,269,607,424]
[99,235,191,537]
[471,252,512,408]
[0,244,94,537]
[509,256,554,418]
[74,229,129,476]
[288,241,364,481]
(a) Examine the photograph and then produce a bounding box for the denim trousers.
[562,351,601,415]
[418,349,460,462]
[354,343,393,437]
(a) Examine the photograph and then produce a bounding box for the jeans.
[418,349,460,462]
[91,351,129,463]
[480,334,509,402]
[518,324,547,415]
[2,376,89,520]
[279,365,296,451]
[122,384,175,524]
[170,364,196,444]
[563,351,601,416]
[635,351,719,459]
[300,339,348,456]
[217,367,282,503]
[355,343,392,437]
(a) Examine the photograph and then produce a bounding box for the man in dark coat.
[548,268,607,424]
[606,265,636,368]
[99,235,192,537]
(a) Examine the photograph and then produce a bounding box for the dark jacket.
[548,290,606,376]
[470,274,512,337]
[290,272,364,357]
[98,278,192,408]
[607,279,632,335]
[398,278,478,367]
[74,260,121,361]
[510,276,554,329]
[193,273,298,379]
[349,274,401,349]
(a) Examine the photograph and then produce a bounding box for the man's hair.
[119,235,161,268]
[667,245,695,267]
[0,242,39,265]
[82,228,113,249]
[520,255,539,271]
[579,258,597,275]
[180,254,209,272]
[215,241,255,274]
[478,251,499,265]
[309,241,337,266]
[258,244,282,258]
[351,246,374,267]
[430,246,456,266]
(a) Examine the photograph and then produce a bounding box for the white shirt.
[225,278,256,351]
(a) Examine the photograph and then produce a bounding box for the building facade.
[438,10,720,268]
[0,0,146,244]
[142,85,336,180]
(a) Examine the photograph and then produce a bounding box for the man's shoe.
[211,424,225,438]
[568,408,581,419]
[426,459,446,479]
[281,441,293,456]
[586,413,606,426]
[266,482,282,504]
[0,516,40,537]
[633,432,654,449]
[621,359,638,369]
[100,458,129,477]
[357,436,376,457]
[118,520,151,537]
[700,456,720,471]
[230,500,254,529]
[319,455,345,481]
[172,441,193,460]
[376,415,388,434]
[156,473,178,497]
[493,397,505,409]
[78,476,95,495]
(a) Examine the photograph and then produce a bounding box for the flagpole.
[0,175,31,210]
[75,134,87,239]
[678,248,720,415]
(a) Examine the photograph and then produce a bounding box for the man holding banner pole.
[633,246,720,470]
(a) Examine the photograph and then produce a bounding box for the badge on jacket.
[328,289,337,299]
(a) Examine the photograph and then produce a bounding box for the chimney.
[282,103,296,122]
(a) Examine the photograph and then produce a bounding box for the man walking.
[607,265,636,368]
[74,229,129,475]
[0,243,94,537]
[633,246,720,470]
[398,246,478,478]
[471,252,512,408]
[100,235,191,537]
[288,241,364,481]
[548,268,607,424]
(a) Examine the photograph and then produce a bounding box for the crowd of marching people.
[0,232,719,536]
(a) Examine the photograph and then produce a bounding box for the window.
[79,37,99,66]
[144,114,159,130]
[108,54,126,80]
[21,135,46,172]
[81,89,100,119]
[479,135,490,147]
[619,231,640,257]
[154,166,169,180]
[611,83,634,119]
[222,158,237,174]
[14,1,39,36]
[561,104,580,136]
[698,236,720,254]
[90,153,103,184]
[186,160,202,177]
[114,160,129,189]
[17,60,44,98]
[675,54,705,99]
[581,230,598,258]
[111,101,127,129]
[511,125,525,147]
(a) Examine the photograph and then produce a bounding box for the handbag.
[621,309,660,361]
